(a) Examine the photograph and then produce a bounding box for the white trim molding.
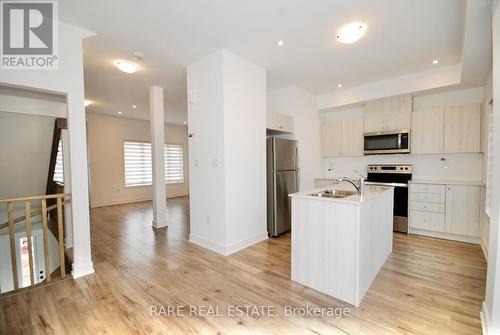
[189,232,268,256]
[71,261,95,279]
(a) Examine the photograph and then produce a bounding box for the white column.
[67,93,94,278]
[150,86,167,229]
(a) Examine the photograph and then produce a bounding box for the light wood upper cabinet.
[364,95,412,133]
[321,121,342,156]
[267,112,294,133]
[321,118,363,157]
[444,104,481,153]
[412,108,444,154]
[341,118,364,156]
[445,185,480,237]
[411,103,481,154]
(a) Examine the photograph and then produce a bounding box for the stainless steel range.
[365,164,413,233]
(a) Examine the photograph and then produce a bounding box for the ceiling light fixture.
[132,105,137,109]
[114,59,140,73]
[336,22,367,44]
[277,40,285,46]
[84,100,92,107]
[118,111,123,115]
[338,84,342,88]
[432,59,439,65]
[183,121,188,125]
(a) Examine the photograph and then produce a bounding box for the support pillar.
[150,85,167,229]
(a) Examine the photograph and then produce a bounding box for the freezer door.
[274,138,298,171]
[271,170,298,236]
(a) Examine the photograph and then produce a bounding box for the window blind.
[486,105,493,218]
[164,144,184,184]
[124,141,184,187]
[53,139,64,183]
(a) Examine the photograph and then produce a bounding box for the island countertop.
[289,184,393,204]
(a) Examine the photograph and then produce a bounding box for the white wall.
[223,51,267,250]
[0,112,55,199]
[267,86,322,191]
[0,22,95,278]
[187,50,227,249]
[187,49,267,255]
[86,113,189,207]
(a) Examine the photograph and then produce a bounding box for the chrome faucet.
[336,170,365,196]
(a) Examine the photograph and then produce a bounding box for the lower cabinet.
[445,185,480,237]
[409,182,481,243]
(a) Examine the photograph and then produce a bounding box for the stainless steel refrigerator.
[267,137,299,237]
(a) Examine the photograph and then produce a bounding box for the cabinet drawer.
[410,210,445,232]
[410,184,446,194]
[410,192,445,203]
[410,201,445,213]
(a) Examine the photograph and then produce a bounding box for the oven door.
[365,181,409,233]
[363,131,410,155]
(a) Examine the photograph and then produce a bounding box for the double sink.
[309,189,357,199]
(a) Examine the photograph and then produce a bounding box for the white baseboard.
[481,302,490,335]
[90,193,189,208]
[189,231,268,256]
[71,261,95,279]
[409,228,481,245]
[481,237,489,261]
[225,232,269,255]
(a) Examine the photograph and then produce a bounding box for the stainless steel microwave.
[363,129,410,155]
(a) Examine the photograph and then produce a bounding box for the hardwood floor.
[0,197,487,334]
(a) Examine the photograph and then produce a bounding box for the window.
[486,103,493,218]
[124,141,184,187]
[164,144,184,184]
[53,139,64,183]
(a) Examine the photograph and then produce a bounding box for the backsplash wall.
[321,153,483,181]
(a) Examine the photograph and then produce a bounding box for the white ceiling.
[59,0,488,124]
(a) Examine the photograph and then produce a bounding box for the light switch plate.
[194,159,200,167]
[189,89,197,103]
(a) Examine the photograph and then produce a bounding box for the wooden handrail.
[0,193,70,203]
[1,193,71,294]
[0,198,71,230]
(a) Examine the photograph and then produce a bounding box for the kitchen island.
[289,185,394,306]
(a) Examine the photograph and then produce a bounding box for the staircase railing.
[0,193,71,293]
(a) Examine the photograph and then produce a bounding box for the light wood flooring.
[0,197,487,334]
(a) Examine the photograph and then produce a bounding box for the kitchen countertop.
[408,179,485,186]
[315,177,485,187]
[289,184,393,204]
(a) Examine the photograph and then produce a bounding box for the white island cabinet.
[289,186,394,307]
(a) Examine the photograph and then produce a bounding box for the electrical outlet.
[194,159,200,167]
[189,89,197,103]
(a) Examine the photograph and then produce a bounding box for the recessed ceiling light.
[183,121,188,125]
[277,40,285,46]
[336,22,367,44]
[118,111,123,115]
[338,84,343,88]
[132,105,137,109]
[432,59,439,65]
[84,100,92,107]
[114,59,140,73]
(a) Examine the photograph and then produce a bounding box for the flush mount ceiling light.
[432,59,439,65]
[114,59,140,73]
[118,111,123,115]
[183,121,188,125]
[337,84,343,88]
[276,40,285,46]
[132,105,137,109]
[84,100,92,107]
[336,22,367,44]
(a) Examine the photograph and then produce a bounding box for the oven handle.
[365,181,408,188]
